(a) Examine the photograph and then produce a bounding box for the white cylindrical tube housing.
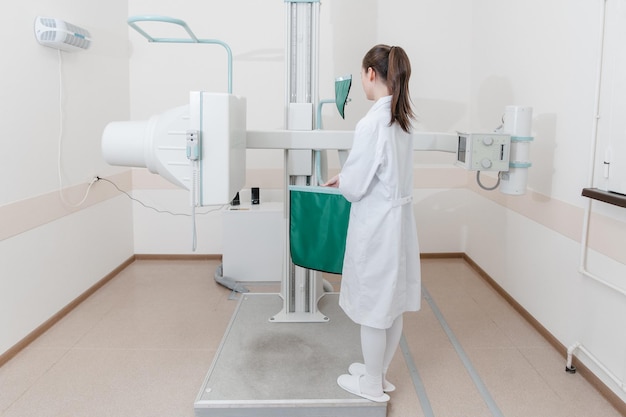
[504,105,532,137]
[101,105,190,189]
[500,106,533,195]
[102,120,150,168]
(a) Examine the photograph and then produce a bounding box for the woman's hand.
[323,175,340,188]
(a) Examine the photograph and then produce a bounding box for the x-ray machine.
[102,2,532,415]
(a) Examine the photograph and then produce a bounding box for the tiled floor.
[0,258,623,417]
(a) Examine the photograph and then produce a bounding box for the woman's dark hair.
[362,44,415,133]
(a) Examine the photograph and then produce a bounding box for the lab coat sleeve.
[338,119,382,202]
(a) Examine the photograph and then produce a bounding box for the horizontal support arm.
[246,130,458,153]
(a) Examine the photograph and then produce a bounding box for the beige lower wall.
[0,171,132,242]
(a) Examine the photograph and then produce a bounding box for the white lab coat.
[338,95,421,329]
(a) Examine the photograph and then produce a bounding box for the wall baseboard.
[421,252,464,259]
[135,254,222,261]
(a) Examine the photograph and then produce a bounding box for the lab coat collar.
[369,95,392,114]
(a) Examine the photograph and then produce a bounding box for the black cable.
[96,176,226,216]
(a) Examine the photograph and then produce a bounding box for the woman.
[324,44,421,403]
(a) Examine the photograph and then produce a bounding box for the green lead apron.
[289,185,351,275]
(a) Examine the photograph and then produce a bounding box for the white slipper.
[348,362,396,392]
[337,374,390,403]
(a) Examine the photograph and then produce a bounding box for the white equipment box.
[222,202,284,282]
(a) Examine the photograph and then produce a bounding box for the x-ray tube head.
[102,92,247,205]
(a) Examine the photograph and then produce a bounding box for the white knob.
[482,136,494,146]
[481,158,492,169]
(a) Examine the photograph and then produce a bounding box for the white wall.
[1,1,130,204]
[0,0,133,355]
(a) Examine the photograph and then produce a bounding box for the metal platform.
[194,293,387,417]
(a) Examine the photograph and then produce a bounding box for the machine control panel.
[456,133,511,171]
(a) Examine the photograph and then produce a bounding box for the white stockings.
[337,315,403,402]
[359,314,403,395]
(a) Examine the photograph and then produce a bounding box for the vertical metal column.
[271,0,327,323]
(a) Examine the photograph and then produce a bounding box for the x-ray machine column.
[271,0,327,322]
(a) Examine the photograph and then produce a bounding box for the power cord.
[56,49,97,208]
[476,171,501,191]
[95,176,226,217]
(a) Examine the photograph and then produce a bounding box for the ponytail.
[362,44,415,133]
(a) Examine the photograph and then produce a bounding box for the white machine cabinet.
[221,202,284,282]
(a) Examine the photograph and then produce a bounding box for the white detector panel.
[190,92,247,206]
